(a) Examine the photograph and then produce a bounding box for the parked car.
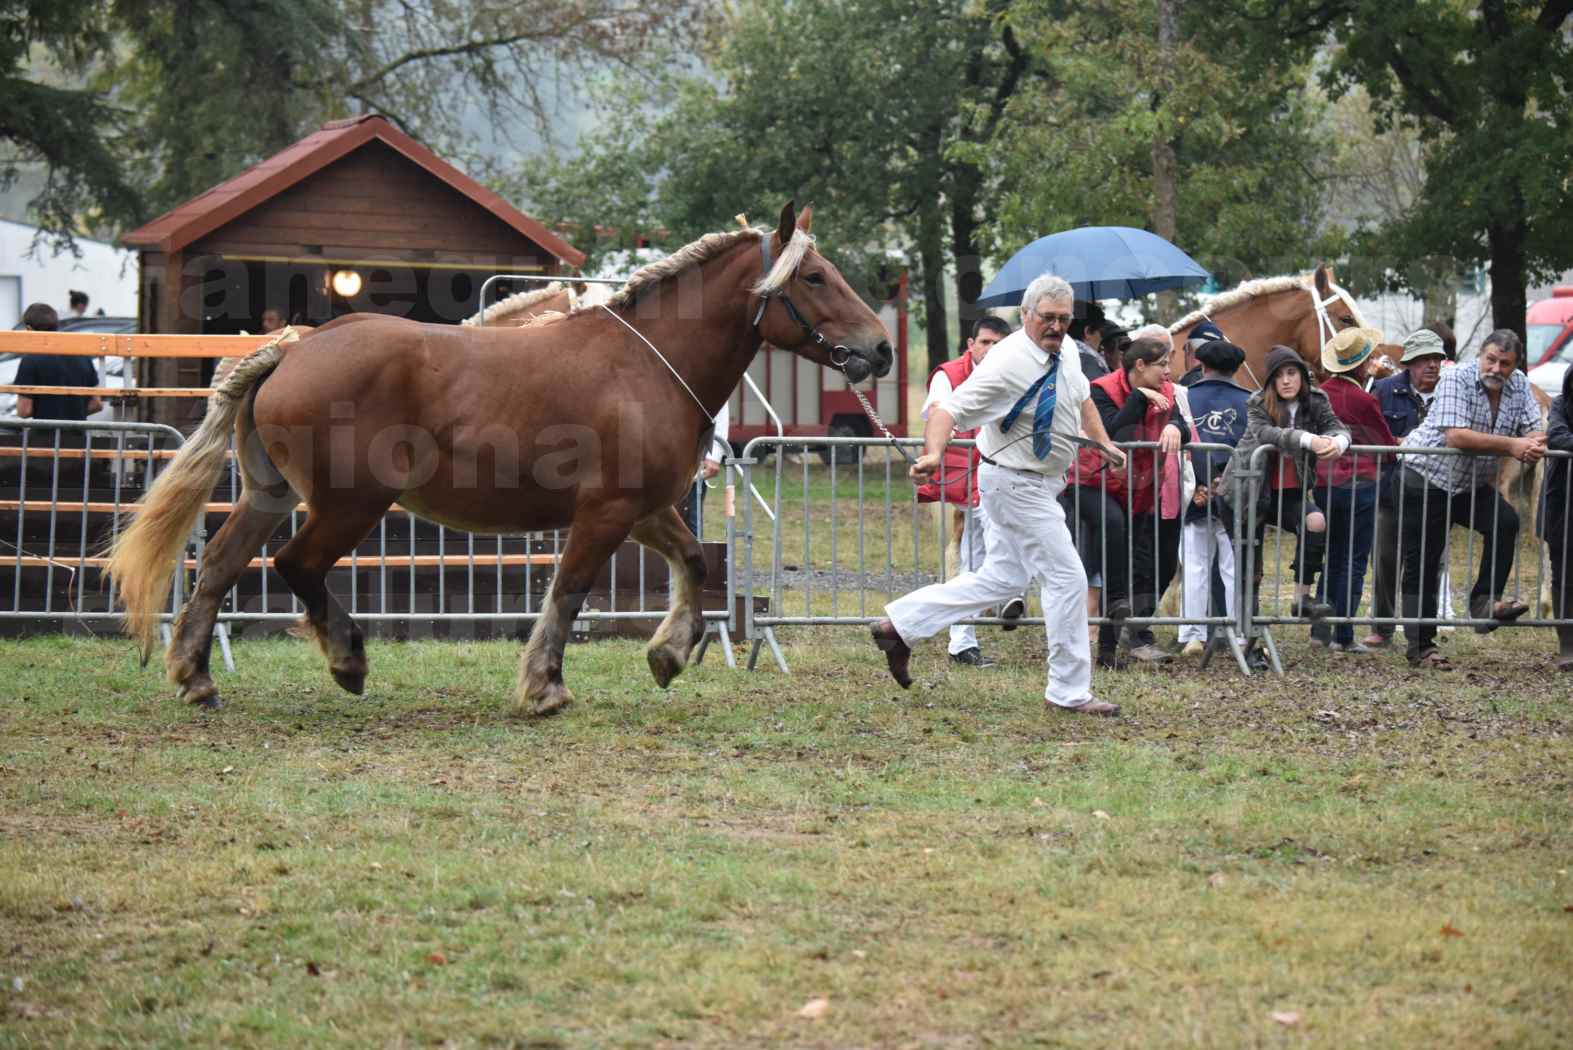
[1527,287,1573,400]
[2,316,135,423]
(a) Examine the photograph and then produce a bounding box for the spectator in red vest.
[917,316,1011,667]
[1072,336,1194,666]
[1310,327,1396,652]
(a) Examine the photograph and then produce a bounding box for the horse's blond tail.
[106,329,298,661]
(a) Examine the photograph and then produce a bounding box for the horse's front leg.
[519,511,636,716]
[630,505,709,687]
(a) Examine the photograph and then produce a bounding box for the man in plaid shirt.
[1396,330,1546,668]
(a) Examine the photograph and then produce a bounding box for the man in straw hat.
[1309,327,1396,652]
[1364,329,1448,649]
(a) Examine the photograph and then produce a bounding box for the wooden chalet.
[120,114,585,428]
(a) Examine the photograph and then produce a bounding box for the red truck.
[1527,285,1573,399]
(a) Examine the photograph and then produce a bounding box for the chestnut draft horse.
[1168,265,1389,389]
[107,202,893,715]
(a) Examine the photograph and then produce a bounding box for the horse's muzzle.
[842,341,894,383]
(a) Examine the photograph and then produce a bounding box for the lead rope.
[842,379,915,464]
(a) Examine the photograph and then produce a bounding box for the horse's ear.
[1314,264,1332,296]
[776,201,797,246]
[796,205,813,234]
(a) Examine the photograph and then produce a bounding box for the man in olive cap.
[1364,329,1448,648]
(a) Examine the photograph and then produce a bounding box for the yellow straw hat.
[1322,326,1384,374]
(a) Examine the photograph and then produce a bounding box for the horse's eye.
[802,272,826,287]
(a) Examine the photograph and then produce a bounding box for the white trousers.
[1178,518,1237,643]
[887,465,1095,708]
[947,505,989,654]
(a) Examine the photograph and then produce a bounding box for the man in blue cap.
[1178,320,1227,387]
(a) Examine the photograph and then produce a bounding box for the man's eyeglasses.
[1032,311,1073,329]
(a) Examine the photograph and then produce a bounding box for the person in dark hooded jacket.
[1540,363,1573,671]
[1176,339,1250,656]
[1217,345,1350,622]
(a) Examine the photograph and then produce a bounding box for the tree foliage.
[990,0,1345,294]
[526,0,1032,373]
[2,0,703,241]
[530,0,1353,368]
[0,0,143,247]
[1248,0,1573,336]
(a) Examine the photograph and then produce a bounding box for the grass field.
[2,625,1569,1048]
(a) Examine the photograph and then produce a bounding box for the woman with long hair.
[1219,345,1351,624]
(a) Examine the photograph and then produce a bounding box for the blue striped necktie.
[1000,357,1060,459]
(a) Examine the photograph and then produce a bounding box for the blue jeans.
[1317,483,1377,645]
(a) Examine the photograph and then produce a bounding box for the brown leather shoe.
[1051,699,1121,717]
[871,619,912,688]
[999,596,1026,631]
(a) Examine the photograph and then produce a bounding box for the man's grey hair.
[1020,275,1075,314]
[1130,323,1171,343]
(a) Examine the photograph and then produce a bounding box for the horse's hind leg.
[166,492,290,709]
[630,506,708,688]
[520,511,635,715]
[272,502,389,695]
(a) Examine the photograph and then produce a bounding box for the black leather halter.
[751,234,855,368]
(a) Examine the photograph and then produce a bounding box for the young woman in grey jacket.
[1218,345,1351,619]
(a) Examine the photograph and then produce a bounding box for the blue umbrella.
[975,226,1211,306]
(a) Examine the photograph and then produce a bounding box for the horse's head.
[754,202,894,384]
[1293,264,1363,364]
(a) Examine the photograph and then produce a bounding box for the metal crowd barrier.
[0,419,742,668]
[736,435,1251,673]
[733,435,1573,677]
[8,423,1569,683]
[1240,443,1572,672]
[1,418,188,628]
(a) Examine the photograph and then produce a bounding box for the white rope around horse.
[597,305,716,424]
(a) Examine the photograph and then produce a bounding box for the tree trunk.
[1150,0,1182,319]
[1487,215,1529,350]
[918,206,949,377]
[949,163,983,357]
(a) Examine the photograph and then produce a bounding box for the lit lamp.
[330,269,362,297]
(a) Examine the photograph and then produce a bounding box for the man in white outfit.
[871,275,1128,716]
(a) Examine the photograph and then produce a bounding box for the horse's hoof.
[528,685,574,717]
[331,666,366,695]
[647,645,686,688]
[178,681,223,710]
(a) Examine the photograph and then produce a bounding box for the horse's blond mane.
[597,224,817,313]
[1170,272,1368,333]
[601,229,766,311]
[1169,275,1310,334]
[463,283,571,326]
